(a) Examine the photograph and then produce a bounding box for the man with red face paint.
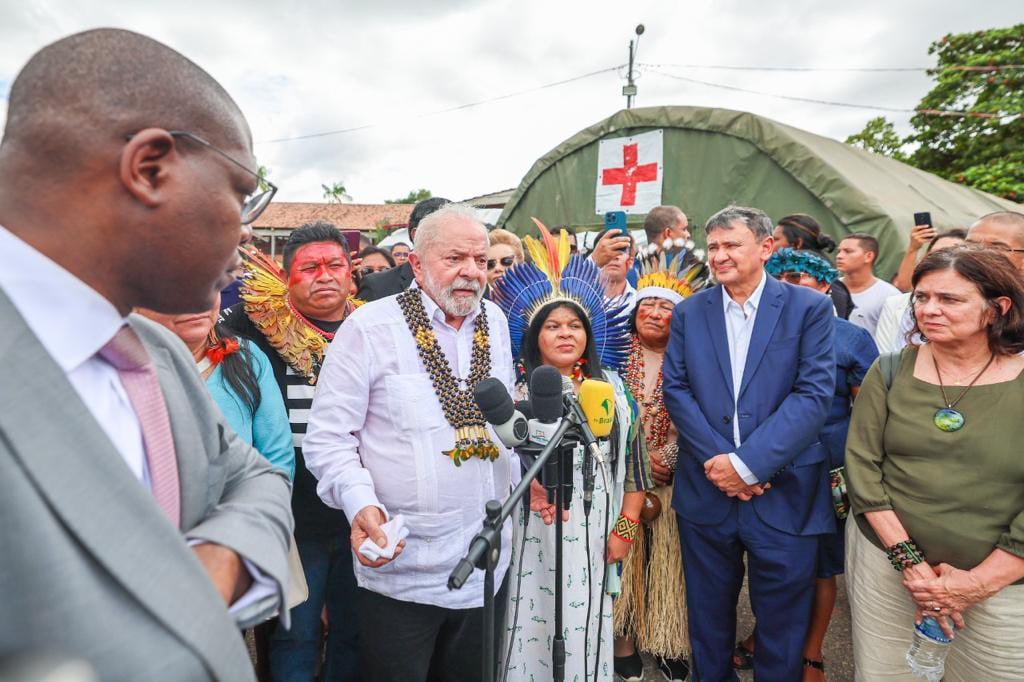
[223,220,363,681]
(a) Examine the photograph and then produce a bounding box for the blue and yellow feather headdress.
[492,218,631,371]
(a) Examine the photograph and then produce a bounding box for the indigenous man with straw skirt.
[614,251,710,682]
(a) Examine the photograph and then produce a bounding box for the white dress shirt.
[0,225,276,620]
[606,280,638,314]
[874,291,916,353]
[303,287,517,609]
[721,271,768,485]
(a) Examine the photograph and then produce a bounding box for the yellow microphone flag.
[579,379,615,438]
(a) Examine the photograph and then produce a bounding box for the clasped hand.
[904,561,994,634]
[704,454,767,501]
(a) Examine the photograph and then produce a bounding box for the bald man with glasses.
[0,29,291,681]
[966,211,1024,273]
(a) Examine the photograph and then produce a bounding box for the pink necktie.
[99,325,181,526]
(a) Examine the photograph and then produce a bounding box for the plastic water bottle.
[905,616,952,680]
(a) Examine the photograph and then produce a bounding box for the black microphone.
[531,366,564,504]
[560,376,602,517]
[474,377,528,448]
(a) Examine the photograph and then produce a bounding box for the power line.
[652,69,1019,120]
[643,62,1024,73]
[644,62,929,72]
[257,65,624,144]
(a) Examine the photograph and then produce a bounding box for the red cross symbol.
[601,143,659,206]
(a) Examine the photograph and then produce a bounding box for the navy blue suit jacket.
[663,275,836,536]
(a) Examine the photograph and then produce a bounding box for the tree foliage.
[256,165,272,193]
[321,181,352,204]
[845,117,907,161]
[909,25,1024,202]
[385,188,432,204]
[846,24,1023,203]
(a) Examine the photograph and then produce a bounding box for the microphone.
[561,376,615,516]
[579,379,616,438]
[474,377,528,448]
[531,366,565,503]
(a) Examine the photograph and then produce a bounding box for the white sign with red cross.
[594,129,663,215]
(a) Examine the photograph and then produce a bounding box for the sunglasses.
[774,272,806,284]
[487,256,516,270]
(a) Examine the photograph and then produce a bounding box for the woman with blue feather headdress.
[492,219,654,681]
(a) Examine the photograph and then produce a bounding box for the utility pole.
[623,24,644,109]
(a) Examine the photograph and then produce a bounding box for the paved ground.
[636,575,854,681]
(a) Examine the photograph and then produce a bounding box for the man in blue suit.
[663,206,835,681]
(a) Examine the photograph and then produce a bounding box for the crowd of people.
[3,27,1024,682]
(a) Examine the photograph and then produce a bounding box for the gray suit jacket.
[0,291,293,681]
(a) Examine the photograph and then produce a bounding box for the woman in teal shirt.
[138,295,295,480]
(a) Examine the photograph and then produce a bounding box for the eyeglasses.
[127,130,277,224]
[775,272,806,284]
[488,256,516,270]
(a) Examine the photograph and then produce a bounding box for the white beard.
[422,271,483,318]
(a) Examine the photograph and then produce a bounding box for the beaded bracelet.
[886,539,927,572]
[612,513,640,543]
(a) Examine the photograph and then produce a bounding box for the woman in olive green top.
[846,246,1024,681]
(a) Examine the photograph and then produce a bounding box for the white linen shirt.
[721,271,767,485]
[303,287,517,609]
[0,225,276,621]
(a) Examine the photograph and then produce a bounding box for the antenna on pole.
[623,24,644,109]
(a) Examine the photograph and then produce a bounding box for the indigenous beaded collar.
[397,288,499,466]
[239,246,362,384]
[624,336,671,451]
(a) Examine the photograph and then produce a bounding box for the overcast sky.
[0,1,1020,204]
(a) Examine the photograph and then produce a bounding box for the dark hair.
[358,245,395,268]
[214,325,262,415]
[593,228,636,253]
[910,245,1024,355]
[408,197,451,239]
[775,214,837,254]
[843,232,880,261]
[519,301,603,378]
[390,242,411,253]
[283,221,349,273]
[926,228,967,253]
[643,205,684,243]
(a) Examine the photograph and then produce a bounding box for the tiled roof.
[252,202,415,230]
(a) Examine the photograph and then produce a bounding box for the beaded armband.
[612,513,640,543]
[886,539,926,572]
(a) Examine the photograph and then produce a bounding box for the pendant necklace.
[931,351,995,432]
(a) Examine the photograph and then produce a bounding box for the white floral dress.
[503,371,634,682]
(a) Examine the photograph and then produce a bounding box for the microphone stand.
[448,415,580,682]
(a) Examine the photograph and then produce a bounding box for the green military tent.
[497,106,1019,279]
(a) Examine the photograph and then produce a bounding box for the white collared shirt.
[721,271,768,485]
[303,286,517,609]
[0,225,276,620]
[0,226,149,477]
[605,281,638,321]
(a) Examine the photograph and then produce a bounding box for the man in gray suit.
[0,29,292,681]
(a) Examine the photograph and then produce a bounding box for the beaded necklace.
[397,288,498,466]
[285,295,341,340]
[624,335,671,451]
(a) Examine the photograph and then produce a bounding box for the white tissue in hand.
[358,514,409,561]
